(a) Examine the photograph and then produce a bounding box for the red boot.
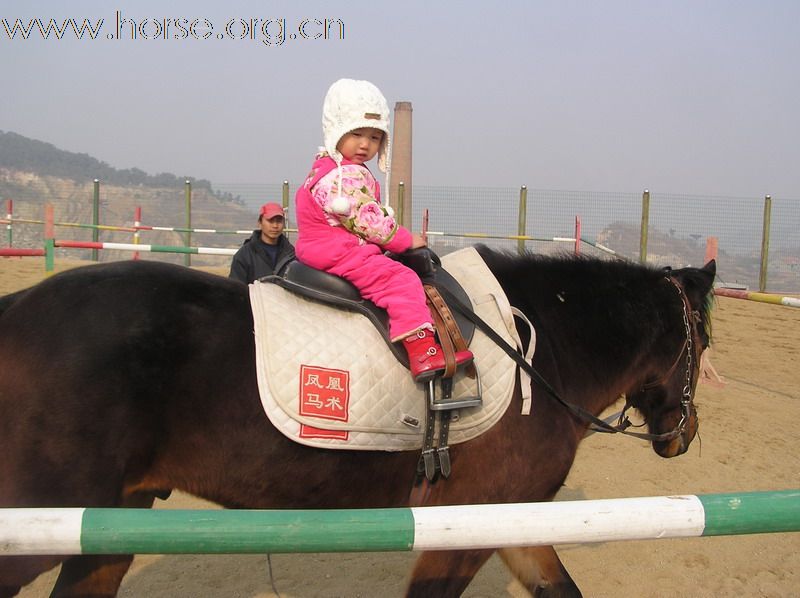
[403,329,474,382]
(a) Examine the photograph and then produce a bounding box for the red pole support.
[44,204,55,272]
[574,215,581,255]
[704,236,718,264]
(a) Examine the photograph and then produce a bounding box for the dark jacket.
[228,231,295,283]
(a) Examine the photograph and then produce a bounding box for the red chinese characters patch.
[299,424,349,441]
[299,365,350,422]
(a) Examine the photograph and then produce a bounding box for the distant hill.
[0,130,242,204]
[0,131,256,266]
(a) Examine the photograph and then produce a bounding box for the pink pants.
[327,244,431,340]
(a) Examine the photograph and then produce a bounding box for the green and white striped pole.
[2,491,798,556]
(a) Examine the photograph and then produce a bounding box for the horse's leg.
[405,549,495,597]
[49,491,158,598]
[498,546,582,598]
[0,556,64,598]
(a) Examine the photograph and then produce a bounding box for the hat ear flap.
[378,131,390,173]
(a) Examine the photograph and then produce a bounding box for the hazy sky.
[2,0,798,197]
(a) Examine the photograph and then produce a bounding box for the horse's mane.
[476,245,658,282]
[477,243,711,292]
[475,245,666,303]
[474,244,714,347]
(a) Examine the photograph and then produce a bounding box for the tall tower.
[390,101,413,229]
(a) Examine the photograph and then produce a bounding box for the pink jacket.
[295,155,412,270]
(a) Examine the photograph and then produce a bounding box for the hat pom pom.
[331,195,351,216]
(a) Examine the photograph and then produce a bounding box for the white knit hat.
[322,78,391,173]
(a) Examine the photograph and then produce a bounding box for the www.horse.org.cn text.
[1,11,346,47]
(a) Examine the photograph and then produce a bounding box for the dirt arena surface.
[3,257,799,597]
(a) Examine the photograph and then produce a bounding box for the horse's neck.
[521,292,658,418]
[539,325,635,414]
[485,251,681,423]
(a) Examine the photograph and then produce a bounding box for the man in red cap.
[229,202,295,283]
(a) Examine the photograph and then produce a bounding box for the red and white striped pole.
[5,199,12,249]
[133,206,142,261]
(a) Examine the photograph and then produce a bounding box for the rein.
[438,274,700,443]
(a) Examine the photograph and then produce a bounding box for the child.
[295,78,473,382]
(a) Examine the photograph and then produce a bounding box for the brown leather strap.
[425,284,476,379]
[425,285,465,349]
[425,286,457,377]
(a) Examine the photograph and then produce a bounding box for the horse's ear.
[673,261,716,298]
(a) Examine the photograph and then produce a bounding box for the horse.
[0,246,715,597]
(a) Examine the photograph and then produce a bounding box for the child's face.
[336,128,383,165]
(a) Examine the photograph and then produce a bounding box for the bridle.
[615,274,703,442]
[440,271,705,444]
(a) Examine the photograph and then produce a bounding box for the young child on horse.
[294,78,473,382]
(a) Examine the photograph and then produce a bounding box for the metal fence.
[217,182,798,292]
[3,182,798,292]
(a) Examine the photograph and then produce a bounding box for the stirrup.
[427,366,483,411]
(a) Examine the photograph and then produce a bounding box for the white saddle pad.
[250,247,529,451]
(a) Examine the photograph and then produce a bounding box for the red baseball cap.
[259,203,285,219]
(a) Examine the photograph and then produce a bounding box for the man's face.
[260,215,285,244]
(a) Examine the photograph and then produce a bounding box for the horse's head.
[625,260,716,458]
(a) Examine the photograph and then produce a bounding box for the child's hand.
[411,233,427,249]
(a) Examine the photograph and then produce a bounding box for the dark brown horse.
[0,247,715,597]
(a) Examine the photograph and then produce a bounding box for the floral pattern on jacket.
[312,162,398,246]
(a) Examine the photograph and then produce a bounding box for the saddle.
[265,248,482,481]
[250,247,528,482]
[266,248,476,367]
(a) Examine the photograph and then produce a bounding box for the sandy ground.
[3,257,799,598]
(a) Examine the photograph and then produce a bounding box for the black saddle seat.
[264,248,475,367]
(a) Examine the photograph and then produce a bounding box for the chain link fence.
[3,182,798,292]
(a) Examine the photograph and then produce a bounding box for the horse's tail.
[0,289,28,318]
